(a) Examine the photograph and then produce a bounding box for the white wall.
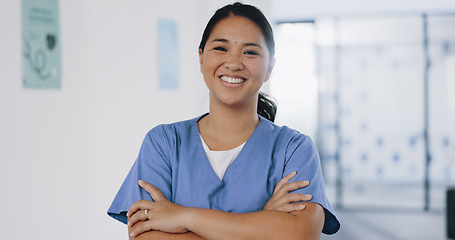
[0,1,269,239]
[271,0,455,21]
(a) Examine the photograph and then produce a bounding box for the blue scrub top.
[108,114,340,234]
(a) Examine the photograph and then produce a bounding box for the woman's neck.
[198,102,259,151]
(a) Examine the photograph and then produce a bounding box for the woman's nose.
[225,54,244,70]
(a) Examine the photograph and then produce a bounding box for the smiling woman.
[198,15,273,118]
[108,2,340,240]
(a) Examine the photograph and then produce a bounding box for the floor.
[320,183,451,240]
[320,208,446,240]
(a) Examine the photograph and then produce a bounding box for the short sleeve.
[283,134,340,234]
[107,126,173,224]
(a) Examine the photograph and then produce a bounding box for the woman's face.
[199,16,275,109]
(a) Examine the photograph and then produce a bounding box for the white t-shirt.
[200,135,246,180]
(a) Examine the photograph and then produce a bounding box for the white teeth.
[221,76,245,84]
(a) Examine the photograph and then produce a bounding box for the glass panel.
[274,14,455,211]
[317,16,426,209]
[428,15,455,209]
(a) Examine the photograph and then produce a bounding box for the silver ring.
[144,209,149,216]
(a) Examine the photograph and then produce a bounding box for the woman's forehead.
[208,16,266,46]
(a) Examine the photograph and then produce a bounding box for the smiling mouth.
[220,76,246,84]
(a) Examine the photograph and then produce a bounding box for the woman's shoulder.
[258,115,309,141]
[258,117,319,155]
[145,114,203,140]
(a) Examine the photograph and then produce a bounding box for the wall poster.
[158,18,179,90]
[22,0,61,89]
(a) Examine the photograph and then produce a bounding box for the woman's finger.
[128,209,148,227]
[275,180,309,196]
[270,192,312,209]
[287,192,312,202]
[127,199,151,218]
[291,203,306,211]
[272,202,307,213]
[129,220,155,237]
[138,180,166,202]
[273,171,297,195]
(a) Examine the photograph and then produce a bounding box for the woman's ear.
[264,57,276,82]
[199,49,204,73]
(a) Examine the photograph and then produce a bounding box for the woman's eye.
[214,47,227,52]
[245,51,259,56]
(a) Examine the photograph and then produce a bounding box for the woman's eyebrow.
[211,38,228,43]
[245,42,263,49]
[211,38,263,49]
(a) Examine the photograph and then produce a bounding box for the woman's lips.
[220,76,246,84]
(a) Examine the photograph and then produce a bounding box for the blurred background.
[1,0,454,239]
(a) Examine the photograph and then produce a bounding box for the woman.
[108,2,340,239]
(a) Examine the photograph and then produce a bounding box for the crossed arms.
[127,172,325,240]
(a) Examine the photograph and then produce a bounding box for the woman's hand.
[127,180,190,237]
[263,171,312,212]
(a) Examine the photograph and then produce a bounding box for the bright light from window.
[270,22,318,139]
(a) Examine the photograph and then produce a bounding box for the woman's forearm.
[128,219,204,240]
[185,202,324,240]
[129,229,204,240]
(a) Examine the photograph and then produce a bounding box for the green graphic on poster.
[22,0,61,89]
